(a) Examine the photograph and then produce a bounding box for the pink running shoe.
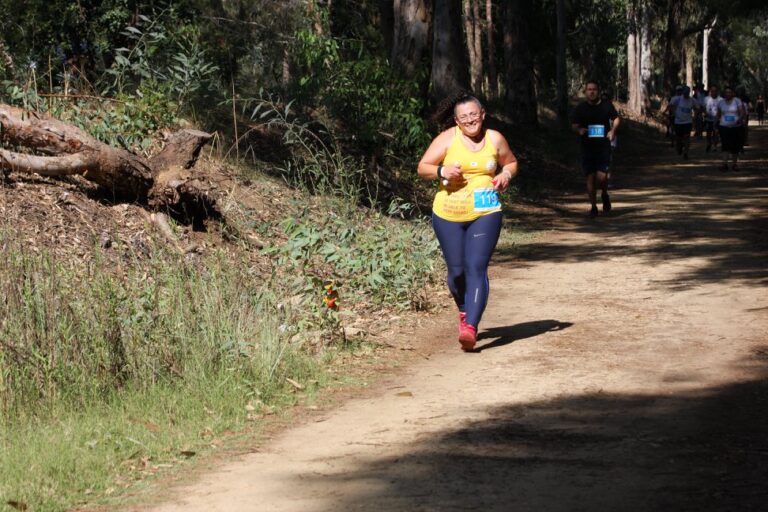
[458,323,477,352]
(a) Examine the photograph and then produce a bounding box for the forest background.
[0,1,767,511]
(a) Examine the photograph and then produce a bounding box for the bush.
[291,30,431,163]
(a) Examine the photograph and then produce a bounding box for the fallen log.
[0,103,212,212]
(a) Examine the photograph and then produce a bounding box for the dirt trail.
[146,124,768,512]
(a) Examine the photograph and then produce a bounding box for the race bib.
[679,107,692,114]
[587,124,605,138]
[724,114,737,123]
[473,188,501,212]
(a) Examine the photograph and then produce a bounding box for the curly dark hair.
[431,90,484,131]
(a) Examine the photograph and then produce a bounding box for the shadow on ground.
[308,347,768,512]
[496,124,768,291]
[474,320,573,352]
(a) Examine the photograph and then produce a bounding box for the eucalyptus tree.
[502,0,537,125]
[390,0,432,79]
[431,0,470,101]
[626,0,654,115]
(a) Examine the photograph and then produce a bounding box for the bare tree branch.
[0,148,98,176]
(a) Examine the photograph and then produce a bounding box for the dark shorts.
[704,120,718,132]
[719,125,744,154]
[581,148,611,175]
[674,123,693,136]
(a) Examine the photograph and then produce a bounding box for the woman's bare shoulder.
[486,129,509,146]
[438,126,456,139]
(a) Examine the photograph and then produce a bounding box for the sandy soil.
[144,124,768,512]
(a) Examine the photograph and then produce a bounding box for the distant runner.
[756,95,765,125]
[704,85,722,152]
[717,86,748,172]
[666,85,697,160]
[418,92,518,351]
[665,85,683,145]
[571,80,620,218]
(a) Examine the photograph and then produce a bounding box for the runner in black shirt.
[571,80,621,217]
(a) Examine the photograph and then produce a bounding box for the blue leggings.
[432,212,503,328]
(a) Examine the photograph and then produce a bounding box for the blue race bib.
[587,124,606,138]
[473,188,501,212]
[724,114,737,123]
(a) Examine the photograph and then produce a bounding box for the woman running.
[717,86,748,172]
[417,92,518,351]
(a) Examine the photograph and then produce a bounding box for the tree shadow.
[474,320,573,352]
[302,348,768,511]
[494,124,768,290]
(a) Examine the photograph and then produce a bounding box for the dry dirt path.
[146,124,768,512]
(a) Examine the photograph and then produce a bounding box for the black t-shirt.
[571,100,619,153]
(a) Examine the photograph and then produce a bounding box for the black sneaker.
[589,205,599,218]
[601,193,611,213]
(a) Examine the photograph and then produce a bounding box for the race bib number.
[587,124,605,138]
[473,188,501,212]
[679,107,692,114]
[724,114,737,123]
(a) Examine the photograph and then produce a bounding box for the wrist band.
[437,165,444,180]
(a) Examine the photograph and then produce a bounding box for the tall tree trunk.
[627,0,642,114]
[463,0,477,90]
[502,0,537,126]
[702,17,716,90]
[556,0,568,121]
[432,0,470,101]
[0,38,13,74]
[307,0,325,35]
[685,38,695,87]
[378,0,395,56]
[640,2,653,113]
[463,0,483,94]
[663,0,683,93]
[472,0,483,94]
[391,0,432,79]
[485,0,498,99]
[627,34,641,113]
[281,45,291,86]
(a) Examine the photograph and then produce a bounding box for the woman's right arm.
[417,130,450,181]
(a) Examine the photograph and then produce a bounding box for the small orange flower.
[323,281,339,310]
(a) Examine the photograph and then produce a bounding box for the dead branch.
[0,103,214,216]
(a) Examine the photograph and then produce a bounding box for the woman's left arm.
[490,131,518,192]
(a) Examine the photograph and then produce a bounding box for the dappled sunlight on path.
[145,123,768,512]
[498,125,768,290]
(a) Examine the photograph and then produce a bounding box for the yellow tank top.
[432,128,501,222]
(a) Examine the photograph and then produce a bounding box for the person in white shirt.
[716,86,748,172]
[665,85,697,159]
[704,85,723,152]
[665,85,683,145]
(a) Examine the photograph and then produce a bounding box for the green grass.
[497,217,540,254]
[0,203,446,511]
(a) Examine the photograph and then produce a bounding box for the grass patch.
[0,200,443,511]
[496,217,540,256]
